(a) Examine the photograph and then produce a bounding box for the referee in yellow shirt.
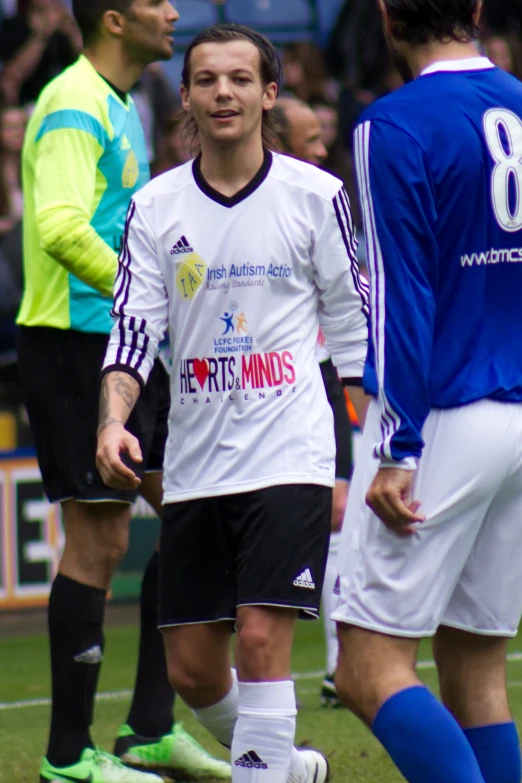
[17,0,231,781]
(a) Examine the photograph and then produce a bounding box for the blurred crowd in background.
[0,0,521,419]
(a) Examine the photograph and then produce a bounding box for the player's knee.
[166,655,222,706]
[334,641,379,720]
[235,624,277,680]
[99,536,129,571]
[62,527,129,585]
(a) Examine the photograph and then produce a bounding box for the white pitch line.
[2,653,522,711]
[0,690,132,711]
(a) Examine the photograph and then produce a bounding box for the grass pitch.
[2,613,522,782]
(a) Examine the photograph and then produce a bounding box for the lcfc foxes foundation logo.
[214,301,254,355]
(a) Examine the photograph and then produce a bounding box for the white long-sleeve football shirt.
[103,151,369,502]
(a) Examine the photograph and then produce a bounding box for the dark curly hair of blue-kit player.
[381,0,482,45]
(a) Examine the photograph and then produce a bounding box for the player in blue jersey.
[332,2,522,782]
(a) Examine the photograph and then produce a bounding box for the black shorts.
[158,484,332,627]
[320,358,353,481]
[18,326,170,504]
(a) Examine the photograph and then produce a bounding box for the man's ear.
[262,82,278,112]
[473,0,484,26]
[102,9,125,37]
[181,84,191,114]
[377,0,393,39]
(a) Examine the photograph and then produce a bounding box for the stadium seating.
[171,0,220,47]
[160,0,320,91]
[224,0,315,43]
[314,0,346,45]
[160,51,185,96]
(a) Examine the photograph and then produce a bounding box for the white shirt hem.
[163,473,335,503]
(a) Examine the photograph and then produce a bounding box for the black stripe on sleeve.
[333,191,370,321]
[134,332,150,373]
[112,200,136,316]
[126,317,146,367]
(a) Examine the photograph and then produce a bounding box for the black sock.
[46,574,106,767]
[127,551,174,739]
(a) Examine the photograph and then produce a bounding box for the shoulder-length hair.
[180,23,282,153]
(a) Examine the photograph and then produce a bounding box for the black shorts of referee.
[18,326,169,504]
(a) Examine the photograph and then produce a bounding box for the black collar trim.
[98,73,128,104]
[192,149,273,208]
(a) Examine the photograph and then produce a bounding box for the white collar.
[421,57,495,77]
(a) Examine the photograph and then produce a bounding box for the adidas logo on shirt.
[235,751,268,770]
[170,235,194,255]
[73,645,103,664]
[293,568,316,590]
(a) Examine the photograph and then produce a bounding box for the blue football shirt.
[355,57,522,464]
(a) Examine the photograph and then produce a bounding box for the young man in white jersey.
[17,0,230,780]
[96,24,369,783]
[333,1,522,782]
[273,94,354,707]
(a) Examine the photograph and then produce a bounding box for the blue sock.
[464,723,521,783]
[372,686,485,783]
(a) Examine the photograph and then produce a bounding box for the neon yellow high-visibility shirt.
[18,54,150,333]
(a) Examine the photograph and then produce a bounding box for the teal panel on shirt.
[69,94,150,334]
[69,274,113,333]
[36,109,108,146]
[92,94,149,251]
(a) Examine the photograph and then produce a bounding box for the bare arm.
[345,384,371,430]
[96,371,143,489]
[0,33,49,103]
[0,6,75,103]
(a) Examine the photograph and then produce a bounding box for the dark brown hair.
[181,24,282,152]
[382,0,481,44]
[72,0,134,45]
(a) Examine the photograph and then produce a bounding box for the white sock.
[322,532,341,675]
[193,670,308,782]
[232,681,297,782]
[193,668,239,747]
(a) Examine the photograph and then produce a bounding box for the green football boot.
[40,747,164,783]
[114,723,231,780]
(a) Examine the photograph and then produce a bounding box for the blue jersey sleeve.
[355,118,438,466]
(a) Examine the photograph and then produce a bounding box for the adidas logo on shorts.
[235,751,268,770]
[170,235,194,255]
[293,568,316,590]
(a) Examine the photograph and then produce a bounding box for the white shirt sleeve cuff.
[379,456,418,471]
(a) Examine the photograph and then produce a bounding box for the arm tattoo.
[98,376,123,435]
[97,415,125,436]
[97,373,138,435]
[114,372,139,410]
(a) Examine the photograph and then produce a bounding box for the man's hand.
[366,468,425,536]
[30,4,64,38]
[96,421,143,490]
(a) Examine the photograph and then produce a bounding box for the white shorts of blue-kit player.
[332,398,522,638]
